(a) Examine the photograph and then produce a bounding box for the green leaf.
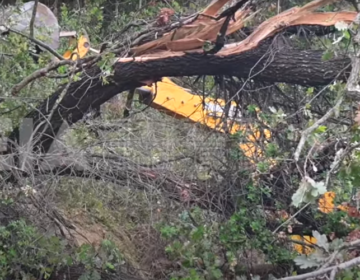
[58,65,67,74]
[310,181,327,197]
[315,125,327,134]
[341,269,354,280]
[292,178,327,207]
[312,230,329,252]
[306,87,314,95]
[294,255,320,269]
[106,262,114,270]
[211,268,223,279]
[247,104,258,113]
[160,225,178,239]
[291,178,311,207]
[344,30,351,40]
[322,50,334,61]
[191,226,204,241]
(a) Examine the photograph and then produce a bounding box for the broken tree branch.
[280,255,360,280]
[5,0,356,156]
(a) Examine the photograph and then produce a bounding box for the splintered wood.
[201,0,232,17]
[130,0,251,55]
[130,7,252,54]
[119,0,357,63]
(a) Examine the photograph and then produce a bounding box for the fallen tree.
[6,0,356,155]
[7,41,350,153]
[3,1,360,279]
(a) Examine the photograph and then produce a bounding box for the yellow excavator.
[2,1,353,256]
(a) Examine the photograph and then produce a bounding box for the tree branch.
[280,256,360,280]
[294,13,360,161]
[29,0,39,39]
[294,95,344,162]
[6,27,64,61]
[10,60,75,96]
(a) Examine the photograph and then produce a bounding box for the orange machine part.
[290,235,317,255]
[63,35,90,60]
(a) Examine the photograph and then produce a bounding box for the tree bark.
[8,40,351,154]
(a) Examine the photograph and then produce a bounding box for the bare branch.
[280,256,360,280]
[37,62,78,138]
[294,95,344,162]
[29,0,38,39]
[272,202,311,234]
[6,27,64,61]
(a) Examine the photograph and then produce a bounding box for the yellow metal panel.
[140,77,271,161]
[63,35,90,60]
[290,235,316,255]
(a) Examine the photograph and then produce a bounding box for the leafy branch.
[3,26,64,61]
[281,255,360,280]
[10,60,76,96]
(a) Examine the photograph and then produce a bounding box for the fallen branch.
[201,0,233,18]
[1,151,235,216]
[130,1,254,54]
[7,41,351,154]
[5,0,356,156]
[280,255,360,280]
[128,1,356,57]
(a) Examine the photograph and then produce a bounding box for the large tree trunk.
[8,39,350,154]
